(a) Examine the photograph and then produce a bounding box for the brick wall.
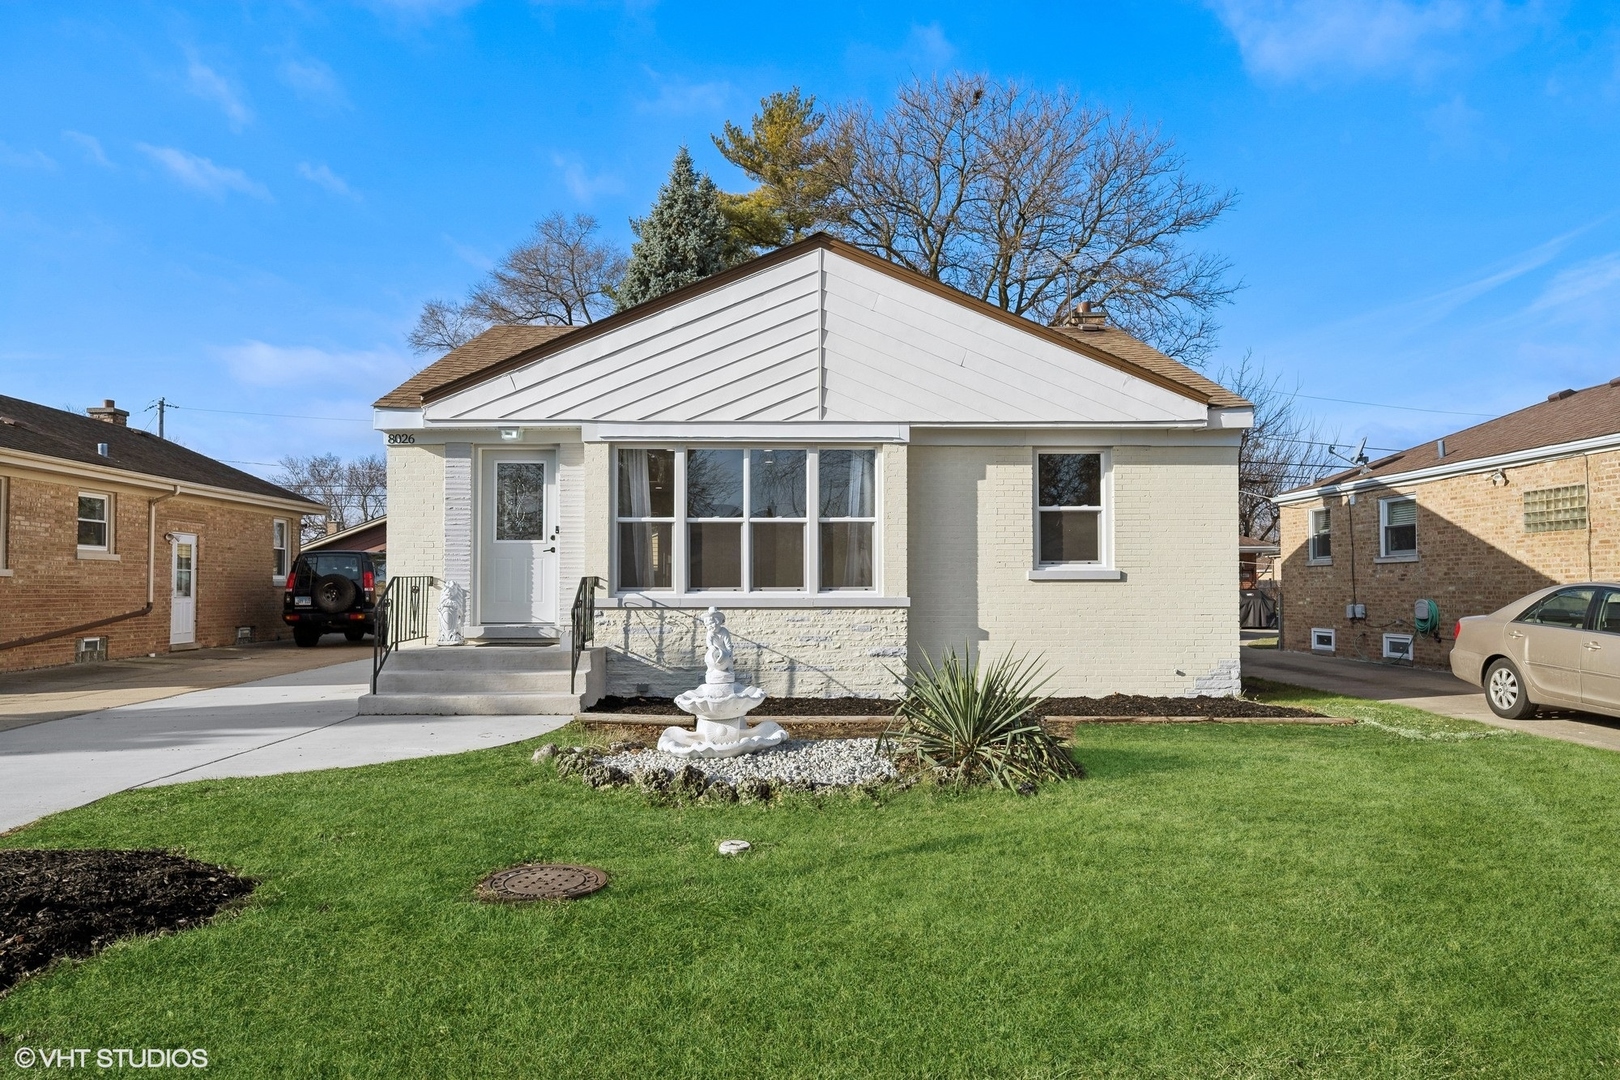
[0,472,298,672]
[1278,449,1620,668]
[908,442,1241,696]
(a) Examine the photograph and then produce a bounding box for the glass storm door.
[169,533,197,646]
[478,451,557,626]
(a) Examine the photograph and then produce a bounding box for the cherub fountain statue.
[656,607,787,758]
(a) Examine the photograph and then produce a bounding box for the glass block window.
[1523,484,1587,533]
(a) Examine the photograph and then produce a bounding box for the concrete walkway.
[0,658,570,833]
[1243,644,1620,753]
[0,639,373,732]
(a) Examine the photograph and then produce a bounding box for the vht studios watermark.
[11,1047,209,1070]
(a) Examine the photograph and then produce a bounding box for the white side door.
[477,450,557,626]
[169,533,197,646]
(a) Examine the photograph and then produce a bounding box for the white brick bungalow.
[373,234,1252,705]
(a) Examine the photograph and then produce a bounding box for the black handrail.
[372,575,436,693]
[570,575,604,693]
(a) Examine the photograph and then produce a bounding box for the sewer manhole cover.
[476,863,608,902]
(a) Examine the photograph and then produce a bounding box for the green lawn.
[4,686,1620,1078]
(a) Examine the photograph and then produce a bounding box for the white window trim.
[1378,495,1418,560]
[1382,633,1414,661]
[1307,507,1332,565]
[611,445,882,598]
[1028,448,1114,581]
[76,490,113,556]
[1311,627,1336,653]
[272,518,290,584]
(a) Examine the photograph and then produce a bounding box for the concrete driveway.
[1244,643,1620,753]
[0,658,569,833]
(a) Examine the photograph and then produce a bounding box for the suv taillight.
[362,569,375,592]
[285,567,297,594]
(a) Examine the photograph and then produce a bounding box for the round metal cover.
[477,863,608,902]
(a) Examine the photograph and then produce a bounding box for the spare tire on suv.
[313,573,358,613]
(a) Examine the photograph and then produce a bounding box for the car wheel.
[1484,658,1536,719]
[313,573,359,614]
[293,628,322,648]
[343,628,366,642]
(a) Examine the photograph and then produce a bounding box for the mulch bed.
[0,849,254,995]
[587,694,1320,719]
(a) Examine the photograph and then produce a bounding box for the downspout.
[0,485,180,653]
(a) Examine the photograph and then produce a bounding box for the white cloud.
[1528,252,1620,322]
[280,58,348,107]
[551,153,624,203]
[137,144,270,200]
[61,130,111,167]
[361,0,482,18]
[1207,0,1477,81]
[443,235,493,271]
[1424,93,1485,150]
[184,50,253,129]
[218,341,414,390]
[636,68,732,115]
[297,161,358,198]
[846,21,959,75]
[0,142,55,170]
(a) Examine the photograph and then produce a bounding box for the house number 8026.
[386,433,416,445]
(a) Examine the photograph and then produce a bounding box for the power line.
[170,404,371,424]
[1290,393,1494,418]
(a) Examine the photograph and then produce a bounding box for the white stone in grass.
[718,840,751,856]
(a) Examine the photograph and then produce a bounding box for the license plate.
[294,597,312,607]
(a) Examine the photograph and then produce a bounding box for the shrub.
[885,647,1081,789]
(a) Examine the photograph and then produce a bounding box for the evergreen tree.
[613,147,733,311]
[712,88,837,255]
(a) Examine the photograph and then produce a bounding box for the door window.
[1595,591,1620,635]
[1518,588,1596,629]
[494,463,545,541]
[174,542,193,598]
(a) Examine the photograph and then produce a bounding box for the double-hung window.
[615,447,877,594]
[272,519,290,580]
[77,492,110,552]
[1380,496,1417,558]
[1036,452,1104,565]
[0,475,9,571]
[1308,508,1331,562]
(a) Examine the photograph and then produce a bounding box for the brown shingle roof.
[1303,378,1620,491]
[374,325,576,409]
[1047,326,1249,409]
[0,395,322,508]
[375,235,1250,413]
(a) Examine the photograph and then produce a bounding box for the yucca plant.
[883,647,1082,789]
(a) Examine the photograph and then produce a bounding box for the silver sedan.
[1451,583,1620,719]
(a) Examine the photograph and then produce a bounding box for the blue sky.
[3,1,1619,477]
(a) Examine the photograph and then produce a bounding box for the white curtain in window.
[624,450,652,585]
[844,450,872,581]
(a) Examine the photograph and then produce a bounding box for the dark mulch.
[0,849,255,994]
[587,694,1320,719]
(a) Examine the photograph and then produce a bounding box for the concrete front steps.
[357,644,605,716]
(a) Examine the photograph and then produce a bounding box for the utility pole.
[151,397,168,439]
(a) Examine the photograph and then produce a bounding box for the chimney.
[1063,301,1108,332]
[87,399,129,426]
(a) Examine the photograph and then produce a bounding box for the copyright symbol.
[13,1046,35,1068]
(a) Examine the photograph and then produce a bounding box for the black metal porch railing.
[372,575,436,693]
[570,575,604,694]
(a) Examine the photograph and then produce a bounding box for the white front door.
[478,450,557,626]
[169,533,197,646]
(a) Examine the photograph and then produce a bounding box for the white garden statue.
[657,607,787,758]
[436,580,468,646]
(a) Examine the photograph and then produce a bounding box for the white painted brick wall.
[443,443,472,593]
[386,443,445,582]
[595,605,907,698]
[908,442,1240,696]
[556,439,586,592]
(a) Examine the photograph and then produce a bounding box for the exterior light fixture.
[499,427,521,441]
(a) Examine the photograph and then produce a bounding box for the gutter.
[0,486,180,653]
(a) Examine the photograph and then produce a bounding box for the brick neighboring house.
[0,395,325,672]
[1274,379,1620,668]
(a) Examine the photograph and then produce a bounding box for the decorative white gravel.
[599,738,897,788]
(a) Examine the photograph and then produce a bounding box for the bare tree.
[821,74,1237,364]
[1220,353,1338,542]
[274,453,388,543]
[408,213,628,354]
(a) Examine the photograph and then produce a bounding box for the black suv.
[282,550,382,647]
